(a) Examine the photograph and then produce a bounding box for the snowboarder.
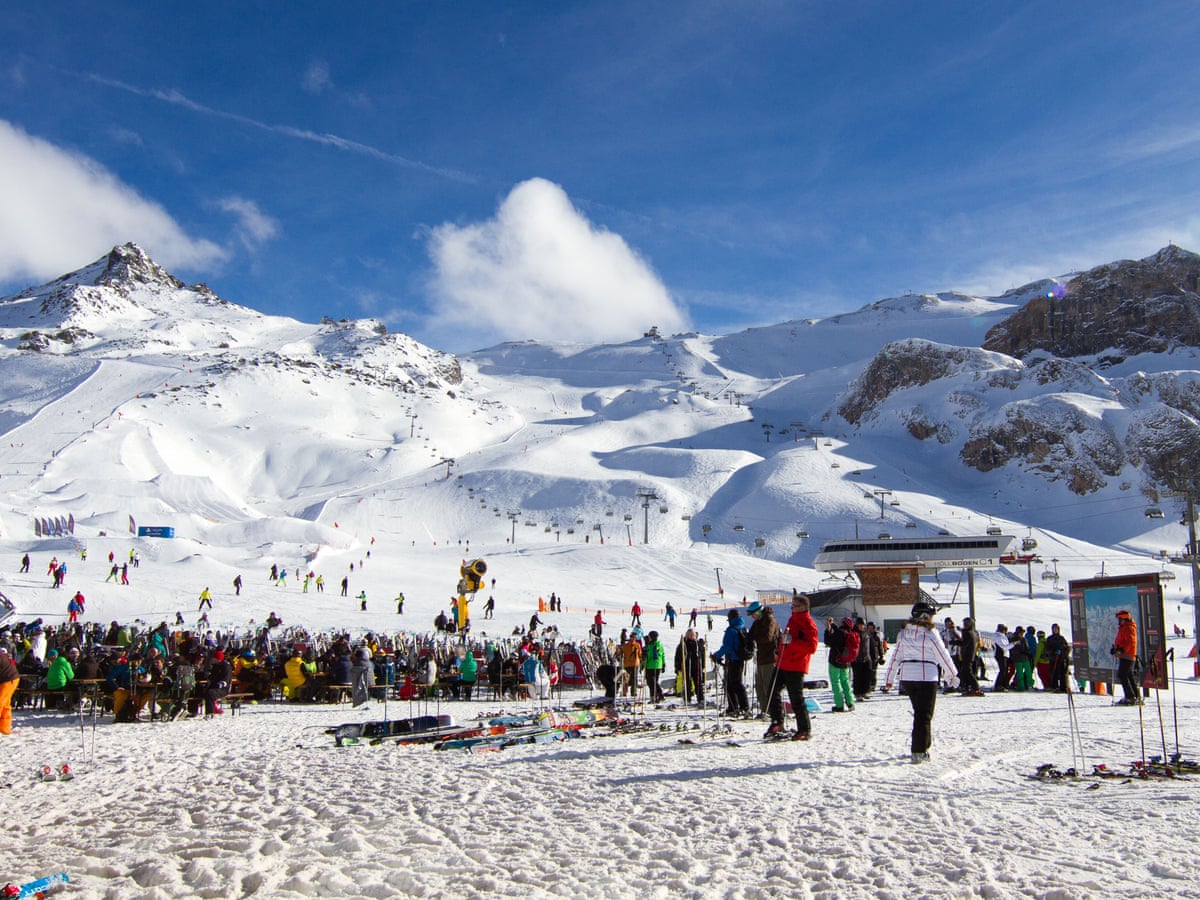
[396,592,405,614]
[483,595,495,619]
[19,553,30,573]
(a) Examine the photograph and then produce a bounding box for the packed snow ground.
[5,657,1200,900]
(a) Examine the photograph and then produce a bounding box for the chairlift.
[566,527,575,534]
[754,537,766,548]
[889,499,901,506]
[905,521,917,528]
[878,532,892,540]
[544,526,551,533]
[796,530,809,539]
[823,440,833,447]
[1159,568,1177,582]
[576,518,585,525]
[986,526,1003,536]
[525,520,536,527]
[681,514,692,521]
[830,462,841,468]
[863,491,875,499]
[605,510,614,517]
[1041,569,1056,581]
[659,505,669,514]
[623,514,633,522]
[1021,536,1038,551]
[938,529,950,535]
[1145,508,1165,519]
[702,524,712,534]
[733,524,746,532]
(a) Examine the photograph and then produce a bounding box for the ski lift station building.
[801,534,1017,637]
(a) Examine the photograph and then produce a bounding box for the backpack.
[738,628,754,662]
[839,629,861,666]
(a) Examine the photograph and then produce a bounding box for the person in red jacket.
[765,592,820,741]
[1111,609,1140,705]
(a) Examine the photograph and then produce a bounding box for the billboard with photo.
[1068,573,1167,690]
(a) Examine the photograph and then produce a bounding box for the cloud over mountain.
[0,119,224,286]
[426,178,688,347]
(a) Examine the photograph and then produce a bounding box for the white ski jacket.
[884,623,959,688]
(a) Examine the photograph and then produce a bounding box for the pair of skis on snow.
[1,872,69,898]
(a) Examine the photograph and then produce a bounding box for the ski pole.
[1167,647,1180,760]
[1151,655,1168,764]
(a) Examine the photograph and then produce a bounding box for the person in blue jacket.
[712,609,751,716]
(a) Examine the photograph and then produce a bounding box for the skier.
[765,592,819,740]
[483,595,495,619]
[1044,623,1070,692]
[198,587,212,611]
[747,600,781,715]
[19,553,30,573]
[824,616,858,712]
[396,592,405,614]
[340,576,349,597]
[644,631,666,702]
[358,590,368,611]
[120,563,129,585]
[233,574,242,596]
[884,601,960,762]
[664,601,677,629]
[957,617,983,695]
[0,648,20,735]
[1112,610,1140,705]
[712,609,751,716]
[631,601,642,627]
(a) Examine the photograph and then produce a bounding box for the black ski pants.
[767,668,810,737]
[902,680,939,754]
[723,659,750,713]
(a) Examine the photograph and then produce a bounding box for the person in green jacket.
[456,647,478,701]
[643,631,666,703]
[44,649,75,709]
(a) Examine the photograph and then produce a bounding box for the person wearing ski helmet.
[884,601,960,763]
[1111,610,1140,705]
[712,609,751,716]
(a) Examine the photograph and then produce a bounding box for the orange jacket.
[1113,615,1138,660]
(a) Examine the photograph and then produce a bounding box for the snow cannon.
[458,558,487,594]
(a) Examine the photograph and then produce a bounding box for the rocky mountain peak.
[982,245,1200,361]
[91,242,186,293]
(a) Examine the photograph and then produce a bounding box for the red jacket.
[778,610,819,674]
[1113,615,1138,660]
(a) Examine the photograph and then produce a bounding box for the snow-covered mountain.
[2,242,1199,631]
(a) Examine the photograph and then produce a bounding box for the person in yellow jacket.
[282,648,308,700]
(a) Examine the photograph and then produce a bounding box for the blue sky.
[2,1,1198,352]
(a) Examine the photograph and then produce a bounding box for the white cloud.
[0,119,224,284]
[302,61,333,95]
[218,196,280,252]
[426,178,688,346]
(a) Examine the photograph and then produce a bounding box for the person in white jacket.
[884,601,960,763]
